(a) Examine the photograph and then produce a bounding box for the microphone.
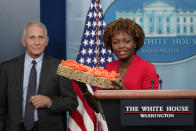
[159,79,163,90]
[151,80,154,90]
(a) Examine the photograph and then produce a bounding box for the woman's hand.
[112,76,126,90]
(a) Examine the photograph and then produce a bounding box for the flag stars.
[99,3,102,9]
[93,12,97,18]
[93,21,97,27]
[101,48,106,55]
[86,57,92,64]
[94,2,98,9]
[98,12,102,18]
[89,39,94,46]
[90,3,94,9]
[96,39,101,45]
[76,0,114,68]
[107,50,112,54]
[88,12,93,19]
[84,30,90,37]
[86,21,91,28]
[88,48,93,55]
[82,39,88,46]
[98,21,102,27]
[94,48,99,54]
[93,57,97,64]
[79,57,85,64]
[103,21,106,27]
[91,30,96,37]
[81,48,86,55]
[107,57,113,63]
[100,57,105,64]
[98,30,102,36]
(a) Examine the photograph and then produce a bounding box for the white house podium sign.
[95,90,196,131]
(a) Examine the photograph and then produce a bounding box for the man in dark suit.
[0,21,78,131]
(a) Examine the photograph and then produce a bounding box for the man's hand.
[30,95,52,109]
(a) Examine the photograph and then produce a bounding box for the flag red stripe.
[72,81,97,130]
[70,109,87,131]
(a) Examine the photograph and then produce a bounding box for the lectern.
[95,90,196,131]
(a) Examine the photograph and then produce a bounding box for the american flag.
[76,0,113,68]
[68,0,111,130]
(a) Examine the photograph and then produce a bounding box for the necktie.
[24,60,37,130]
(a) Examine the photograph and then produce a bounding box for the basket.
[57,64,116,89]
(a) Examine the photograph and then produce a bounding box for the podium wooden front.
[95,90,196,131]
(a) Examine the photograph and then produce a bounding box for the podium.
[95,90,196,131]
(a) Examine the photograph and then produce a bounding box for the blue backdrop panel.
[40,0,66,60]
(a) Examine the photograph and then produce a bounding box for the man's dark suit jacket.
[0,54,78,131]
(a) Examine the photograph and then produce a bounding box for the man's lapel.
[16,54,25,118]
